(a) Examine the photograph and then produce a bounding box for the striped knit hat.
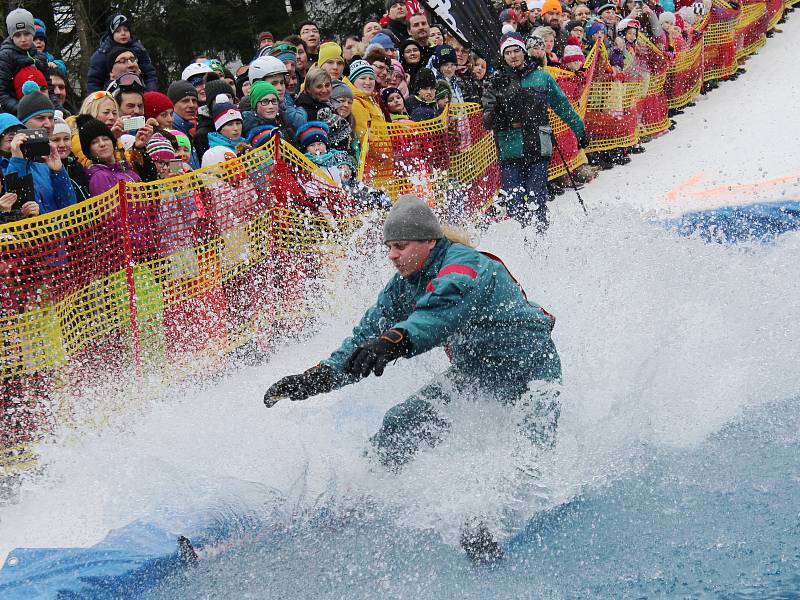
[247,123,279,147]
[348,59,375,83]
[295,120,329,151]
[146,133,176,161]
[268,42,297,63]
[561,45,585,64]
[212,101,242,131]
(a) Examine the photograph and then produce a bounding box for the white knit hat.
[52,110,71,137]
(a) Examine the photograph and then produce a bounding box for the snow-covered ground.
[1,18,799,597]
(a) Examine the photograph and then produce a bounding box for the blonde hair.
[442,224,476,247]
[79,94,119,120]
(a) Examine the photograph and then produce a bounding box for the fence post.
[118,180,142,377]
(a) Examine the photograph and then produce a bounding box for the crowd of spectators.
[0,0,779,229]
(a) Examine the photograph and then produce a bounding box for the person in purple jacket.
[75,115,141,197]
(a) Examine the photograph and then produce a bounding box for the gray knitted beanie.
[383,195,444,243]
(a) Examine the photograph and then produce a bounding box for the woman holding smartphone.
[74,115,141,197]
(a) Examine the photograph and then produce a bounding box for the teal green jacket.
[482,61,586,162]
[324,239,561,387]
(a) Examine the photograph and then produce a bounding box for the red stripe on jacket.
[425,264,478,293]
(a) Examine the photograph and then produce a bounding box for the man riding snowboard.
[265,195,562,561]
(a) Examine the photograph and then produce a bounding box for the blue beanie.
[247,123,279,147]
[432,44,457,68]
[295,120,329,151]
[0,112,23,136]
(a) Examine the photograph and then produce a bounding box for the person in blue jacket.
[32,19,67,77]
[4,86,75,214]
[86,13,158,93]
[264,195,561,561]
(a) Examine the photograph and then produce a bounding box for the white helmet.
[182,62,214,81]
[248,56,287,84]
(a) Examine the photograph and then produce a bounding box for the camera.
[18,128,50,160]
[168,160,182,174]
[122,115,146,131]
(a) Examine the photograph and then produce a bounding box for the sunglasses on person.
[88,90,114,101]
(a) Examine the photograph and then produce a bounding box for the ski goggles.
[106,73,145,97]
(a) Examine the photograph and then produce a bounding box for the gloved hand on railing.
[345,328,411,378]
[264,364,334,407]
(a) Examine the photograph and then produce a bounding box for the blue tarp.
[0,520,193,600]
[668,200,800,243]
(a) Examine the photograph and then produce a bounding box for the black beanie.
[106,46,133,69]
[167,80,198,104]
[204,79,234,110]
[413,68,437,93]
[76,114,115,161]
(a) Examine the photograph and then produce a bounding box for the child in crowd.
[51,111,90,201]
[560,45,586,72]
[86,13,157,93]
[0,8,60,115]
[243,81,294,147]
[389,60,409,97]
[207,98,250,153]
[405,68,439,122]
[170,130,193,167]
[327,80,357,157]
[146,133,184,179]
[32,19,66,76]
[296,120,349,184]
[435,80,452,113]
[381,87,410,121]
[431,45,465,103]
[336,152,392,210]
[612,18,640,72]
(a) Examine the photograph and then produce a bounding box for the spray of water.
[1,202,798,561]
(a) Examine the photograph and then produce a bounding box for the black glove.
[264,364,334,407]
[344,328,411,378]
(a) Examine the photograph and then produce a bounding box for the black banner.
[420,0,503,65]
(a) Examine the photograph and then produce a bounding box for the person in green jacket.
[482,32,587,232]
[264,195,562,561]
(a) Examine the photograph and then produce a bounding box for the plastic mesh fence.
[703,1,739,81]
[0,2,784,471]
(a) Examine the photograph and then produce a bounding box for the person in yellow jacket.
[346,59,385,149]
